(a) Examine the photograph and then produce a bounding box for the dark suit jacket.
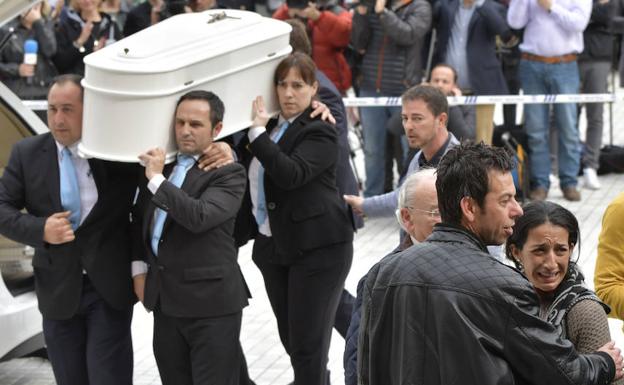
[234,108,354,257]
[133,161,249,318]
[0,133,138,320]
[433,0,510,95]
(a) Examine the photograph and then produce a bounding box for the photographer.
[273,0,352,95]
[350,0,431,197]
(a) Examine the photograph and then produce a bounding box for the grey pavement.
[2,95,624,384]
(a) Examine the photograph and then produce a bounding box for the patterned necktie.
[255,121,289,226]
[150,154,195,256]
[60,147,81,230]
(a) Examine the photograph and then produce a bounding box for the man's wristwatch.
[73,40,86,53]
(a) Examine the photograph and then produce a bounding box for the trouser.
[579,60,610,170]
[43,275,133,385]
[253,235,353,385]
[519,58,581,189]
[153,310,243,385]
[359,88,402,197]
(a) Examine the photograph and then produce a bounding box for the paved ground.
[2,95,624,384]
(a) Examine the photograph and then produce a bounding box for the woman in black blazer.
[236,53,354,385]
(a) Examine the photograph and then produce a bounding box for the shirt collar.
[278,112,302,126]
[177,152,201,163]
[418,134,451,169]
[55,140,80,158]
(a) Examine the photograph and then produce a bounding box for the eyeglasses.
[406,207,441,218]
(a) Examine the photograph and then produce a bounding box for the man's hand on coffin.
[76,21,94,48]
[310,100,336,125]
[252,95,271,127]
[138,147,166,180]
[43,211,75,244]
[198,142,234,171]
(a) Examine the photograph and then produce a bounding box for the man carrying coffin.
[132,90,249,385]
[0,74,137,385]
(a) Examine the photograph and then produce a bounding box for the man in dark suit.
[0,74,137,385]
[432,0,511,96]
[132,90,249,385]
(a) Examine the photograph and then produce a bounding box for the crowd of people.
[2,0,624,385]
[2,0,624,200]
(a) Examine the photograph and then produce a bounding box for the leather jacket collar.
[428,223,490,254]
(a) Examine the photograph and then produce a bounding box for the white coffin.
[79,9,291,162]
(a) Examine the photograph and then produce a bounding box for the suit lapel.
[79,159,106,228]
[144,162,198,240]
[449,0,460,25]
[161,162,200,233]
[467,4,480,38]
[277,108,314,153]
[42,134,63,212]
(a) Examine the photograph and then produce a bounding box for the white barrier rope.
[342,93,617,107]
[22,93,618,111]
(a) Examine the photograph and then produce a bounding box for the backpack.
[598,145,624,175]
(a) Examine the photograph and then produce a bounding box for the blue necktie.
[255,121,289,226]
[150,154,195,256]
[60,147,81,230]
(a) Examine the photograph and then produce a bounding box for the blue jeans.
[359,88,401,197]
[519,59,581,190]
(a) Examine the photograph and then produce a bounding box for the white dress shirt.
[507,0,592,56]
[247,114,301,237]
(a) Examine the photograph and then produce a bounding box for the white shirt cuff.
[148,174,166,194]
[248,126,267,142]
[131,261,148,277]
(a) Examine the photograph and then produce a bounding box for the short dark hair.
[505,200,580,269]
[274,52,317,88]
[401,85,448,117]
[285,19,312,56]
[436,142,516,225]
[431,63,458,83]
[175,90,225,128]
[50,74,84,100]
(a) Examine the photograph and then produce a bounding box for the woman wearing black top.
[53,0,121,75]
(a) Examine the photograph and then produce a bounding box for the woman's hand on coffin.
[252,95,270,128]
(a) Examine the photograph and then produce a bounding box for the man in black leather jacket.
[358,142,624,385]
